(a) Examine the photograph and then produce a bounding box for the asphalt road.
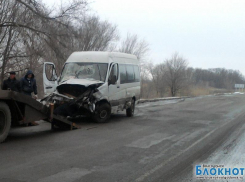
[1,94,245,182]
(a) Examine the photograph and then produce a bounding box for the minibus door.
[43,62,58,96]
[108,63,122,107]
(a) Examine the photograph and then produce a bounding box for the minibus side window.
[134,65,140,82]
[126,65,135,83]
[109,64,118,84]
[120,64,127,84]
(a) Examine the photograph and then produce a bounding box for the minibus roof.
[66,51,138,64]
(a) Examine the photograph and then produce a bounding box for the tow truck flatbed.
[0,90,79,143]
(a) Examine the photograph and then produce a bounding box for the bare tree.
[39,15,119,73]
[164,53,188,97]
[74,16,119,52]
[146,62,166,97]
[0,0,88,81]
[119,33,149,62]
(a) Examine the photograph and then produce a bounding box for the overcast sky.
[43,0,245,74]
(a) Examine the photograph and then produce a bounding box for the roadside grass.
[190,86,230,97]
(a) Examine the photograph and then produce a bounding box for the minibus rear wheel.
[126,99,135,117]
[93,102,111,123]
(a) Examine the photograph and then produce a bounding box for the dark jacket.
[20,70,37,95]
[2,78,21,92]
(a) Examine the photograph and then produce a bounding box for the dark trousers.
[22,91,32,96]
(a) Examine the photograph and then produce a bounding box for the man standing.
[2,71,21,125]
[2,71,21,92]
[20,70,39,126]
[20,70,38,98]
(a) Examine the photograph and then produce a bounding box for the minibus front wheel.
[92,102,111,123]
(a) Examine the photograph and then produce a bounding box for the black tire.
[92,102,111,123]
[0,102,11,143]
[126,99,135,117]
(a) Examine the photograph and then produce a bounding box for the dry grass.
[189,86,230,97]
[140,83,236,99]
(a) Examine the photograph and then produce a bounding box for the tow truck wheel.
[0,102,11,143]
[126,99,135,117]
[93,102,111,123]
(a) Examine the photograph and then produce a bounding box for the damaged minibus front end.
[42,60,111,122]
[41,79,106,120]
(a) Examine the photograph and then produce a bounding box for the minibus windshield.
[59,62,108,83]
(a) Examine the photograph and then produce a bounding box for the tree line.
[141,53,245,98]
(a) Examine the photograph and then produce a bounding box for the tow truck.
[0,90,79,143]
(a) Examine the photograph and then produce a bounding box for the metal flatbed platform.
[0,90,80,143]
